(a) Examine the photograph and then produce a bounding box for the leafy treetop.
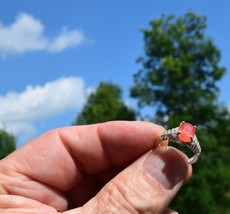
[74,82,136,125]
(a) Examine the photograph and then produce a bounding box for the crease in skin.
[56,128,87,179]
[97,124,122,169]
[0,192,68,212]
[1,176,67,209]
[0,166,24,194]
[0,163,69,211]
[0,182,8,195]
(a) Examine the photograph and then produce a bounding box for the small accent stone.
[178,122,196,143]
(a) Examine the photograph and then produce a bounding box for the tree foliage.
[0,129,16,159]
[131,11,230,213]
[131,12,226,127]
[74,82,136,125]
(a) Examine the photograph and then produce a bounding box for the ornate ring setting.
[159,121,201,164]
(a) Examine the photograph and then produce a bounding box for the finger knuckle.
[96,173,163,213]
[96,178,139,213]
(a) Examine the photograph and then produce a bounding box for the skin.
[0,121,192,213]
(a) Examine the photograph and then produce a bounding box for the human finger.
[63,146,192,214]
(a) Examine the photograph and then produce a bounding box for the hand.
[0,121,192,213]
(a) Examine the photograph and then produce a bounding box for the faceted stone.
[178,122,196,143]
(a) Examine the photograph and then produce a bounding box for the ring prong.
[180,121,185,126]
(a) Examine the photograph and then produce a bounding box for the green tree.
[0,129,16,159]
[131,11,230,213]
[74,82,136,125]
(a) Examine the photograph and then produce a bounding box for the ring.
[159,121,201,164]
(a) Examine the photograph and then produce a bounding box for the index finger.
[1,121,164,191]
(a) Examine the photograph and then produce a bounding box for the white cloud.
[0,121,35,140]
[0,13,85,57]
[0,77,86,137]
[48,28,84,53]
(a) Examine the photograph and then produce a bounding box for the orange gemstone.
[178,122,196,143]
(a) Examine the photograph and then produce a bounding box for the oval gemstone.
[178,122,196,143]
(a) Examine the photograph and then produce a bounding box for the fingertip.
[167,147,193,185]
[77,145,191,213]
[144,146,190,190]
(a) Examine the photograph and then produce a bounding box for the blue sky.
[0,0,229,147]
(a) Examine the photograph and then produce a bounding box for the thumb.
[66,146,192,214]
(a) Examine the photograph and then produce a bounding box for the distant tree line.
[0,129,16,159]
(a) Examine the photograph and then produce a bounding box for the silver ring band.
[159,122,201,164]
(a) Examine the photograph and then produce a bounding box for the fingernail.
[163,209,179,214]
[143,147,188,190]
[164,208,179,214]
